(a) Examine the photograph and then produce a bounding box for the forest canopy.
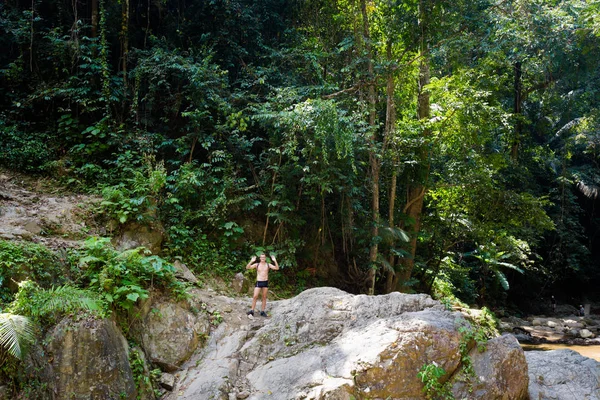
[1,0,599,311]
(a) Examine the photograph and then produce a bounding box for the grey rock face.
[452,334,529,400]
[131,296,210,371]
[232,272,248,294]
[113,222,164,254]
[527,349,600,400]
[173,260,199,284]
[45,318,137,400]
[169,287,529,400]
[160,373,176,391]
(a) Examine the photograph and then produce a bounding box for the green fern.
[10,281,104,323]
[29,285,103,318]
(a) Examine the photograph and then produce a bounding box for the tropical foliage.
[0,0,598,310]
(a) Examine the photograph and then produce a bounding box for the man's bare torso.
[255,262,272,281]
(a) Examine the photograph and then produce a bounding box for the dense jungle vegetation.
[1,0,600,315]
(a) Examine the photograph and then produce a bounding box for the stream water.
[522,343,600,361]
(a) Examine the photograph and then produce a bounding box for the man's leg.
[249,287,260,315]
[261,287,268,311]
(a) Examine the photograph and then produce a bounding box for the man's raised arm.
[246,256,257,269]
[269,255,280,270]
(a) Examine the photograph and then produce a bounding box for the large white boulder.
[527,349,600,399]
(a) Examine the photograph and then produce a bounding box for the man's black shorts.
[255,280,269,288]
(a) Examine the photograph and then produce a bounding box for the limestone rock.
[564,319,585,328]
[23,220,43,234]
[527,349,600,399]
[160,373,176,391]
[451,335,529,400]
[174,260,199,284]
[237,288,526,400]
[45,317,137,400]
[580,329,594,338]
[232,272,248,294]
[113,222,164,254]
[131,296,210,371]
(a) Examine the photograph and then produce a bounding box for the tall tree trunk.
[144,0,151,48]
[29,0,34,72]
[121,0,130,86]
[384,41,398,294]
[99,0,111,118]
[360,0,379,295]
[91,0,98,38]
[396,0,430,292]
[386,169,398,293]
[511,61,522,161]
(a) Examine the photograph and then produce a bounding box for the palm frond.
[494,270,510,291]
[0,313,35,360]
[379,226,410,243]
[491,261,524,274]
[555,117,583,137]
[576,181,599,199]
[376,254,394,273]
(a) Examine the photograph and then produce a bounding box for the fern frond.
[30,285,102,318]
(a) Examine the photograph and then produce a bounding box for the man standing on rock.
[246,253,279,317]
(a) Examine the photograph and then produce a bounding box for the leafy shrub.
[129,346,161,398]
[476,307,500,338]
[0,240,65,304]
[74,237,186,312]
[98,160,166,225]
[164,226,245,278]
[8,280,104,326]
[0,123,55,172]
[417,362,454,400]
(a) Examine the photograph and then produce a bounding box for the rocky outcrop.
[112,222,164,254]
[232,272,249,294]
[130,295,211,372]
[173,260,199,284]
[167,287,530,400]
[526,349,600,399]
[501,315,600,343]
[44,317,137,400]
[452,334,529,399]
[0,172,97,247]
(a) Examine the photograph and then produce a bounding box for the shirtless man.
[246,253,279,317]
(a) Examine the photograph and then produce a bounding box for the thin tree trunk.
[262,151,282,245]
[91,0,98,38]
[384,41,398,294]
[29,0,34,72]
[144,0,151,48]
[360,0,379,295]
[99,0,111,117]
[121,0,130,86]
[188,136,197,163]
[396,0,430,292]
[511,61,522,161]
[386,169,398,293]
